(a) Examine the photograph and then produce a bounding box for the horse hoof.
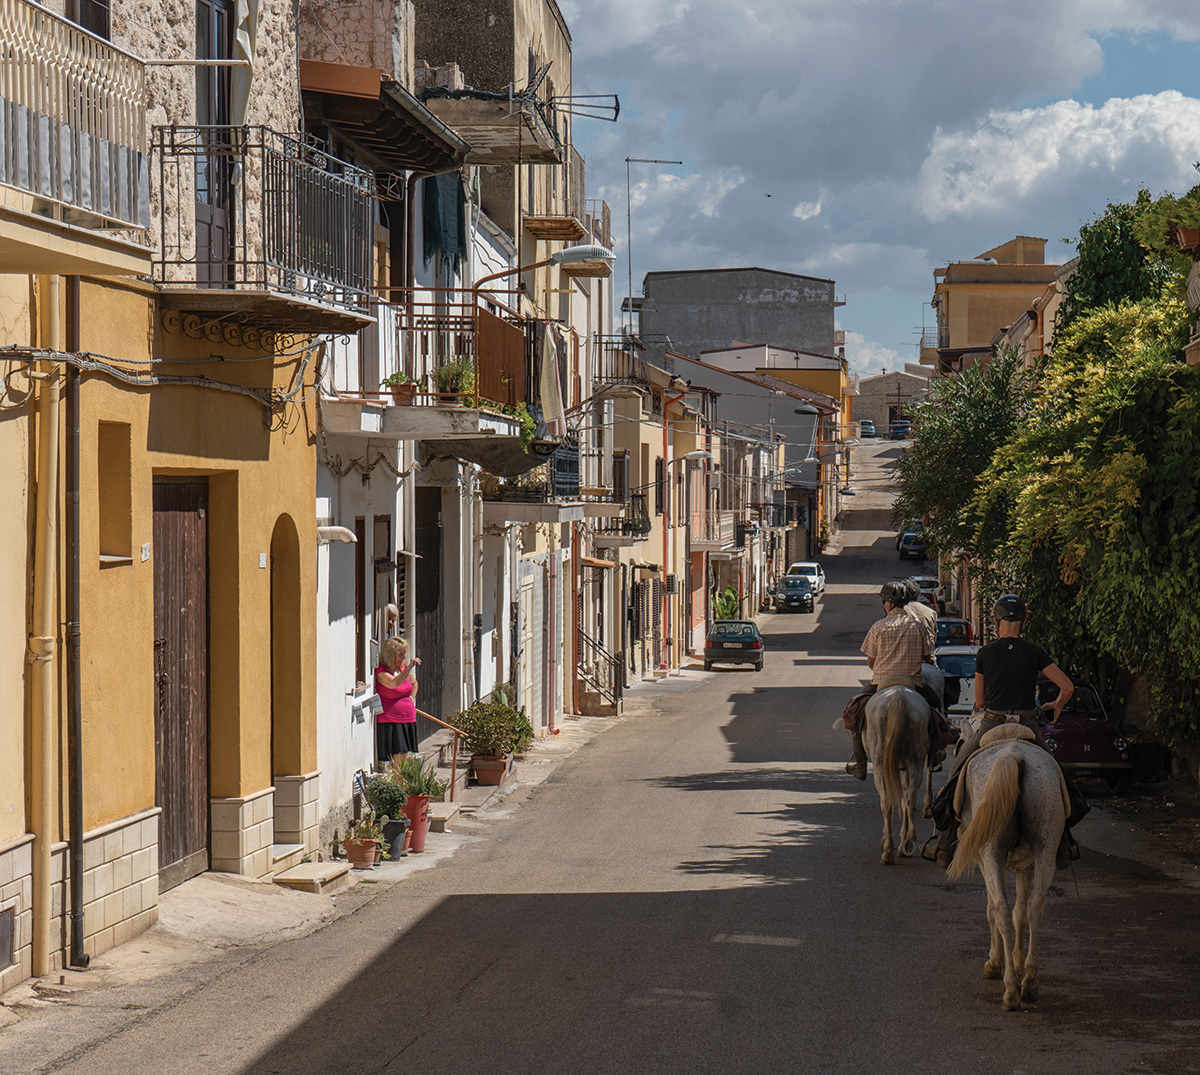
[881,853,895,866]
[900,839,916,857]
[1021,984,1039,1004]
[922,806,932,819]
[1003,993,1022,1012]
[982,962,1002,980]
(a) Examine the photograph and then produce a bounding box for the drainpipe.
[547,529,559,733]
[660,387,686,669]
[65,276,88,969]
[30,275,61,977]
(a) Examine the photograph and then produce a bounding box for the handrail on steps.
[415,709,468,802]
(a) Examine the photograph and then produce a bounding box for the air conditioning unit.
[664,573,680,594]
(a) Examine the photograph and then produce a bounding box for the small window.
[98,422,132,564]
[71,0,110,38]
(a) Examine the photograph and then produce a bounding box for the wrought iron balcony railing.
[594,335,650,388]
[0,0,147,228]
[596,492,651,539]
[482,439,581,502]
[153,126,372,314]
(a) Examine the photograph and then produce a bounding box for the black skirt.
[377,721,419,761]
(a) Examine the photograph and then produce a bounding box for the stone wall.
[855,371,931,431]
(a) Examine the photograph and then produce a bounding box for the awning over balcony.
[418,89,561,165]
[300,61,470,174]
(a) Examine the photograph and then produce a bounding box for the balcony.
[594,493,651,547]
[0,0,151,275]
[594,335,651,391]
[691,508,739,552]
[419,87,560,166]
[152,126,374,335]
[526,145,587,245]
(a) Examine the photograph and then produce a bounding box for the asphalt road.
[15,439,1200,1075]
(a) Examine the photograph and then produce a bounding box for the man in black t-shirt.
[931,594,1075,868]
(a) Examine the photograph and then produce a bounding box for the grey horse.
[947,726,1070,1010]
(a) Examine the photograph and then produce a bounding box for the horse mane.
[947,752,1021,880]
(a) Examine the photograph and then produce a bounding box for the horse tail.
[947,752,1021,880]
[879,690,906,813]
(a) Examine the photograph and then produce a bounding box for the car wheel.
[704,662,712,672]
[755,661,763,672]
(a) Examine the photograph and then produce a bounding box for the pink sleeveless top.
[375,662,416,723]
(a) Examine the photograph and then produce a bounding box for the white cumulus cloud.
[917,92,1200,220]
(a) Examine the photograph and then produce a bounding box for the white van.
[786,561,825,596]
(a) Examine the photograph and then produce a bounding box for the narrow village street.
[1,439,1197,1075]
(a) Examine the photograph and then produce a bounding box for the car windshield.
[710,622,757,638]
[937,621,970,643]
[937,654,976,678]
[779,578,811,591]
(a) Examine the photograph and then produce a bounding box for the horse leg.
[874,767,895,865]
[981,855,1021,1010]
[1020,856,1054,1004]
[923,765,934,820]
[1012,867,1031,982]
[899,767,920,857]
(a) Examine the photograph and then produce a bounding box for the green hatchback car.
[704,620,765,671]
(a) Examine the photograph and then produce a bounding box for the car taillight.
[751,641,763,649]
[705,640,716,649]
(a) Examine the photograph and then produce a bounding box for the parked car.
[895,519,923,549]
[1037,677,1134,792]
[890,420,912,439]
[859,419,876,437]
[898,532,928,560]
[933,643,979,731]
[785,561,826,595]
[909,575,944,609]
[773,575,815,613]
[704,620,765,671]
[935,617,973,646]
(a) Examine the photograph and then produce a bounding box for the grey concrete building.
[635,267,838,366]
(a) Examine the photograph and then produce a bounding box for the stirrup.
[920,835,939,862]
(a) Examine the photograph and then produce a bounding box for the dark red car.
[1038,677,1133,792]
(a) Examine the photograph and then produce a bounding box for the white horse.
[863,682,931,865]
[947,727,1070,1011]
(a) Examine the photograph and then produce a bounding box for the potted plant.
[435,355,476,403]
[339,812,388,869]
[363,774,409,856]
[456,697,527,786]
[381,369,417,405]
[391,756,447,853]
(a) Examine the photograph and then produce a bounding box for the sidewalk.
[0,709,635,1074]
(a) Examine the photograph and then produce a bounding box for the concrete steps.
[274,860,352,894]
[271,843,306,873]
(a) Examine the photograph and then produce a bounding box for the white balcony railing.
[0,0,147,229]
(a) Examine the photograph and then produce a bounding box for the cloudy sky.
[558,0,1200,377]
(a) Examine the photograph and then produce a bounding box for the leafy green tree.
[1056,191,1177,335]
[893,347,1035,557]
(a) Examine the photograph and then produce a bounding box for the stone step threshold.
[274,860,352,894]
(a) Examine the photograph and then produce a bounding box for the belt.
[985,709,1037,723]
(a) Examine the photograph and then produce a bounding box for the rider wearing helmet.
[902,577,937,651]
[846,581,940,780]
[930,593,1076,868]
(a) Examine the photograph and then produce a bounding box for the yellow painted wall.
[759,367,844,402]
[67,276,318,829]
[0,275,33,844]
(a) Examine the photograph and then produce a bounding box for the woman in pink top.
[375,636,419,762]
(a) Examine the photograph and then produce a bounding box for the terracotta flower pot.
[471,753,511,786]
[402,794,430,853]
[343,837,379,870]
[389,381,416,405]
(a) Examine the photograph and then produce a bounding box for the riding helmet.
[880,580,909,606]
[993,594,1026,621]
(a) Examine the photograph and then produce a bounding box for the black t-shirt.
[976,636,1052,711]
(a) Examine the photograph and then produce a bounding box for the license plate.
[723,642,741,648]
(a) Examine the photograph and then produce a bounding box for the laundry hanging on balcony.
[537,322,568,438]
[230,0,258,127]
[422,172,467,272]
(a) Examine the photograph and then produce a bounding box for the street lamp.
[471,243,616,300]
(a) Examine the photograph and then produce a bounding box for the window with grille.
[72,0,110,37]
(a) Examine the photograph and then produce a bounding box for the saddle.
[950,725,1074,826]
